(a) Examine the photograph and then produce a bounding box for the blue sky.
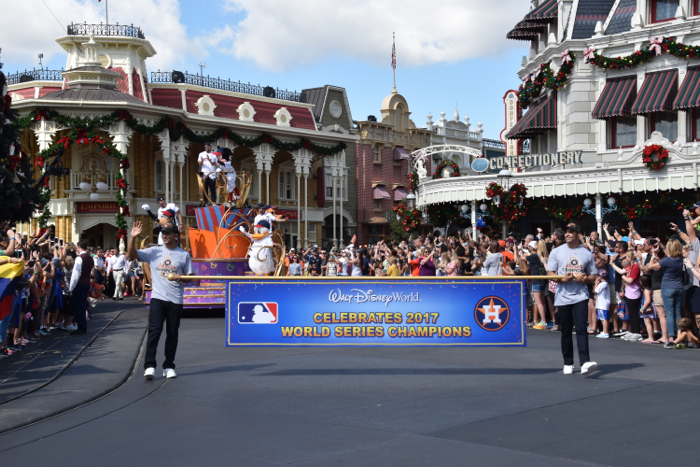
[3,0,529,140]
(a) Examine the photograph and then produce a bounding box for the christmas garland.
[33,128,130,239]
[642,144,669,170]
[518,50,575,109]
[485,182,530,223]
[409,170,419,192]
[583,36,700,71]
[541,198,586,222]
[619,201,652,221]
[393,202,422,232]
[663,37,700,59]
[15,109,347,156]
[433,160,461,179]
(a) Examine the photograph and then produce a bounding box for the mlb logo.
[238,302,278,324]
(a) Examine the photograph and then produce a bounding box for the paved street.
[1,302,699,466]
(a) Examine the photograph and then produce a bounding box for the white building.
[416,0,700,239]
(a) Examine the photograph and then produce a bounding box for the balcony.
[6,69,64,85]
[66,22,145,39]
[70,171,129,192]
[150,71,306,103]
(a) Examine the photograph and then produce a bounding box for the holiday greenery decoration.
[518,50,575,109]
[485,182,530,223]
[583,46,656,70]
[432,160,461,179]
[15,109,347,156]
[619,201,653,221]
[409,170,419,192]
[663,37,700,59]
[426,203,471,230]
[642,144,669,170]
[541,198,586,222]
[393,202,423,232]
[0,53,44,223]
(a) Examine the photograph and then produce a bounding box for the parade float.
[144,168,286,309]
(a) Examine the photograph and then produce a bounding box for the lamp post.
[459,203,491,238]
[497,169,512,239]
[582,195,617,238]
[406,192,416,209]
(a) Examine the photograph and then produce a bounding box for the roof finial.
[81,33,103,67]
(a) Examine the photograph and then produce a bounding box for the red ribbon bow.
[121,206,131,217]
[36,156,44,168]
[36,110,48,121]
[119,158,130,169]
[118,110,131,121]
[57,136,70,149]
[116,178,127,190]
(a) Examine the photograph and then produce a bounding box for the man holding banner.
[547,223,598,376]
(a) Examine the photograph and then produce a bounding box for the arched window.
[395,104,404,131]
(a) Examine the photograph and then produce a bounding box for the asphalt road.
[1,308,699,466]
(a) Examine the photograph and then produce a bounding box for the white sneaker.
[65,324,78,331]
[581,361,598,375]
[144,368,155,380]
[163,368,177,379]
[563,365,574,375]
[629,333,643,342]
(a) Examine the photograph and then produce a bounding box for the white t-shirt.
[158,203,180,228]
[198,151,218,180]
[595,281,610,311]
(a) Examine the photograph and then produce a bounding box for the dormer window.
[651,0,678,23]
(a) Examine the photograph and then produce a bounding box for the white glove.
[142,204,151,211]
[239,226,246,233]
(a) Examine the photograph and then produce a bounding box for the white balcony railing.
[70,171,128,191]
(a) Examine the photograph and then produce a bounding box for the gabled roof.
[571,0,616,39]
[302,86,328,123]
[605,0,636,36]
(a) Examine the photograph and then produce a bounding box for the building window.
[649,111,678,142]
[373,199,382,210]
[368,225,390,244]
[691,108,700,141]
[324,173,348,201]
[242,163,257,199]
[373,146,381,163]
[155,160,163,192]
[651,0,679,23]
[278,169,294,200]
[695,0,700,16]
[309,223,316,243]
[608,116,638,148]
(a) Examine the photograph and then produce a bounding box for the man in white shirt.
[107,249,128,300]
[198,142,219,206]
[144,196,182,245]
[68,240,94,335]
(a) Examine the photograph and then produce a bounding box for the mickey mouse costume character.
[239,219,279,276]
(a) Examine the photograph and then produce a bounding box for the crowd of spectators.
[0,223,146,358]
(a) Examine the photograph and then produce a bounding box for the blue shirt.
[659,257,684,290]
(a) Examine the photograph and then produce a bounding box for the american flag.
[391,35,396,70]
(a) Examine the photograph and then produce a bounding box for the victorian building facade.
[416,0,700,239]
[7,24,356,249]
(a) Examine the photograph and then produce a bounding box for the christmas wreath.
[485,182,530,223]
[642,144,669,170]
[393,202,423,232]
[433,160,461,179]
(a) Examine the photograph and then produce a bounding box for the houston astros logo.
[474,296,510,332]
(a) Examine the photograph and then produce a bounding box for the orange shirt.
[409,257,421,276]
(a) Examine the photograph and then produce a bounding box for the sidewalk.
[0,299,148,433]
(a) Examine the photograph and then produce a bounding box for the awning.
[394,187,407,201]
[592,76,636,119]
[523,0,558,22]
[631,69,678,115]
[506,28,541,41]
[393,146,410,160]
[505,92,557,140]
[373,186,391,199]
[674,66,700,110]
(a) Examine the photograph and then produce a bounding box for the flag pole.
[392,32,396,92]
[106,0,109,25]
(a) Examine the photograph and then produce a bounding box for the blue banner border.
[225,278,527,347]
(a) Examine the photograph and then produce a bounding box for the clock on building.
[329,100,342,119]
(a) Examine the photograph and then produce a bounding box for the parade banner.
[226,278,526,347]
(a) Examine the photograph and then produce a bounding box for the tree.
[0,50,43,223]
[389,219,410,243]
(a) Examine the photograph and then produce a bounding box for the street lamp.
[406,192,416,209]
[582,196,617,216]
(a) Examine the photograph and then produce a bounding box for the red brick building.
[355,89,432,244]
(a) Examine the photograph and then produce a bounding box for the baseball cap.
[528,240,538,249]
[497,240,506,248]
[162,224,179,234]
[693,200,700,208]
[621,236,629,243]
[204,142,211,146]
[156,196,165,202]
[505,236,515,245]
[162,209,175,217]
[565,223,581,233]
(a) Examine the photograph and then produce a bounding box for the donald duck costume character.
[239,219,278,276]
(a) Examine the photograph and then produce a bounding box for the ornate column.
[254,152,264,205]
[471,203,477,239]
[595,194,603,239]
[339,150,345,248]
[157,131,171,202]
[332,173,338,249]
[293,149,303,250]
[304,172,309,248]
[172,136,190,212]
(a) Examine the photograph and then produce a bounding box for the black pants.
[72,283,90,332]
[145,298,183,370]
[558,300,590,366]
[626,297,641,334]
[203,175,217,205]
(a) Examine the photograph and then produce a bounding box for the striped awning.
[592,76,636,119]
[631,70,678,115]
[674,67,700,110]
[506,28,541,41]
[523,0,558,21]
[505,92,557,140]
[394,187,407,201]
[393,146,410,160]
[373,186,391,199]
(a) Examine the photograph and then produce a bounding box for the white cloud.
[0,0,206,72]
[218,0,526,71]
